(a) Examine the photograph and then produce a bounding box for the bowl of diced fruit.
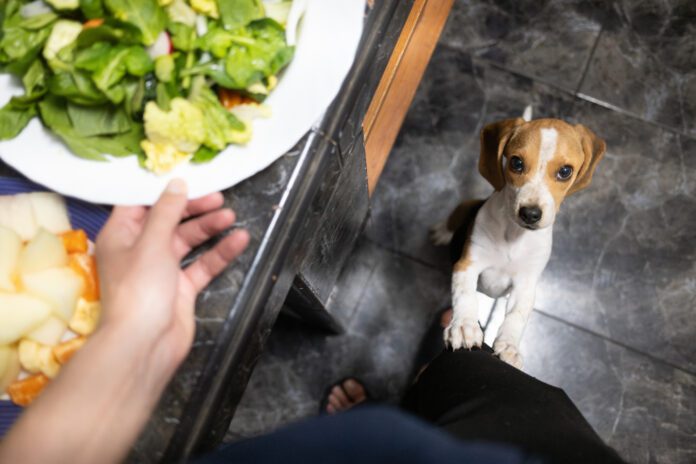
[0,176,108,437]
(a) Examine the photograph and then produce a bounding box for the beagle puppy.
[431,115,606,368]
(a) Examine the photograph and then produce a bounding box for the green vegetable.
[155,55,175,82]
[39,96,143,160]
[143,98,205,152]
[191,145,217,163]
[168,23,196,52]
[0,1,53,76]
[46,0,80,10]
[43,20,83,71]
[48,71,109,105]
[0,98,37,140]
[218,0,265,30]
[22,60,47,95]
[18,13,59,30]
[67,102,132,137]
[166,0,197,27]
[80,0,106,19]
[76,20,143,47]
[263,1,292,25]
[75,42,153,97]
[189,76,248,150]
[223,19,294,89]
[103,0,167,46]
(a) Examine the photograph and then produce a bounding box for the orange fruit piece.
[61,229,88,254]
[68,253,100,301]
[7,374,49,407]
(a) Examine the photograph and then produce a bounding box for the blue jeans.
[195,406,529,464]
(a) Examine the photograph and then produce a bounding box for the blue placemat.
[0,176,109,438]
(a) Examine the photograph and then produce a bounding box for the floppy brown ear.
[568,124,606,195]
[479,118,525,191]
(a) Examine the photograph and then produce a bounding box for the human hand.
[96,179,249,375]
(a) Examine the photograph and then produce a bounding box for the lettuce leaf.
[103,0,166,45]
[218,0,264,30]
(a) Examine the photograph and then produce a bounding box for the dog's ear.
[569,124,606,195]
[479,118,525,190]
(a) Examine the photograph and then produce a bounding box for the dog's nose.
[519,206,542,225]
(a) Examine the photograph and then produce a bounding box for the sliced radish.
[147,31,172,59]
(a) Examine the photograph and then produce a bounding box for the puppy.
[431,114,606,368]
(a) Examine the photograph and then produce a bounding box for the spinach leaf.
[76,19,143,47]
[22,60,47,95]
[18,13,58,30]
[39,96,144,160]
[168,22,196,52]
[218,0,264,30]
[191,145,218,163]
[0,2,53,76]
[0,98,37,140]
[80,0,106,19]
[223,19,294,89]
[67,102,132,137]
[48,71,110,106]
[103,0,166,46]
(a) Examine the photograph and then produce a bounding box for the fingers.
[182,192,225,219]
[184,229,250,293]
[174,209,236,258]
[96,205,146,249]
[142,179,189,243]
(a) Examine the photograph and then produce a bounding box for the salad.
[0,0,296,174]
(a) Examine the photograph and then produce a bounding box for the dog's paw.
[444,319,483,350]
[429,220,453,246]
[494,340,523,369]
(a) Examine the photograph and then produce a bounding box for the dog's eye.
[557,165,573,180]
[509,156,524,173]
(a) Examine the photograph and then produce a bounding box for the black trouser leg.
[403,348,626,464]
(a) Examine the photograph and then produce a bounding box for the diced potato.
[18,339,61,378]
[7,373,49,407]
[26,315,68,346]
[0,225,22,291]
[69,299,101,336]
[61,229,88,254]
[21,268,84,322]
[68,253,100,301]
[0,345,21,394]
[29,192,71,235]
[0,194,38,241]
[53,337,86,365]
[18,228,68,274]
[0,293,52,345]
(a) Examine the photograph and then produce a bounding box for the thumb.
[143,179,189,242]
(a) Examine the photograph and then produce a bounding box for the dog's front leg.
[444,264,483,350]
[493,279,537,369]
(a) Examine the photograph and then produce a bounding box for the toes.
[462,322,483,349]
[343,379,366,403]
[330,385,350,407]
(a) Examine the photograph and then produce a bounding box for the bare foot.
[325,378,367,414]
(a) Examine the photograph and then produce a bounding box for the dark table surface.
[0,1,413,461]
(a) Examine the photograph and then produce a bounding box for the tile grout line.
[574,27,604,96]
[533,308,696,377]
[362,235,450,275]
[468,50,696,141]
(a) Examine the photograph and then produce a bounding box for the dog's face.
[479,118,606,230]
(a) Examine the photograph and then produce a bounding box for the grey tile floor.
[227,2,696,463]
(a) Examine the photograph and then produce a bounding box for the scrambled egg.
[141,141,193,174]
[190,0,219,18]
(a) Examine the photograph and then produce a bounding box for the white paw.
[429,220,453,246]
[494,340,523,369]
[444,319,483,350]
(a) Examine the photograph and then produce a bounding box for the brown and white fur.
[431,110,606,368]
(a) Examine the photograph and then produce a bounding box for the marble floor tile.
[365,45,574,268]
[522,311,696,464]
[534,98,696,372]
[579,0,696,136]
[439,0,611,92]
[226,239,455,441]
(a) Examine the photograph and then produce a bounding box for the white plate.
[0,0,365,205]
